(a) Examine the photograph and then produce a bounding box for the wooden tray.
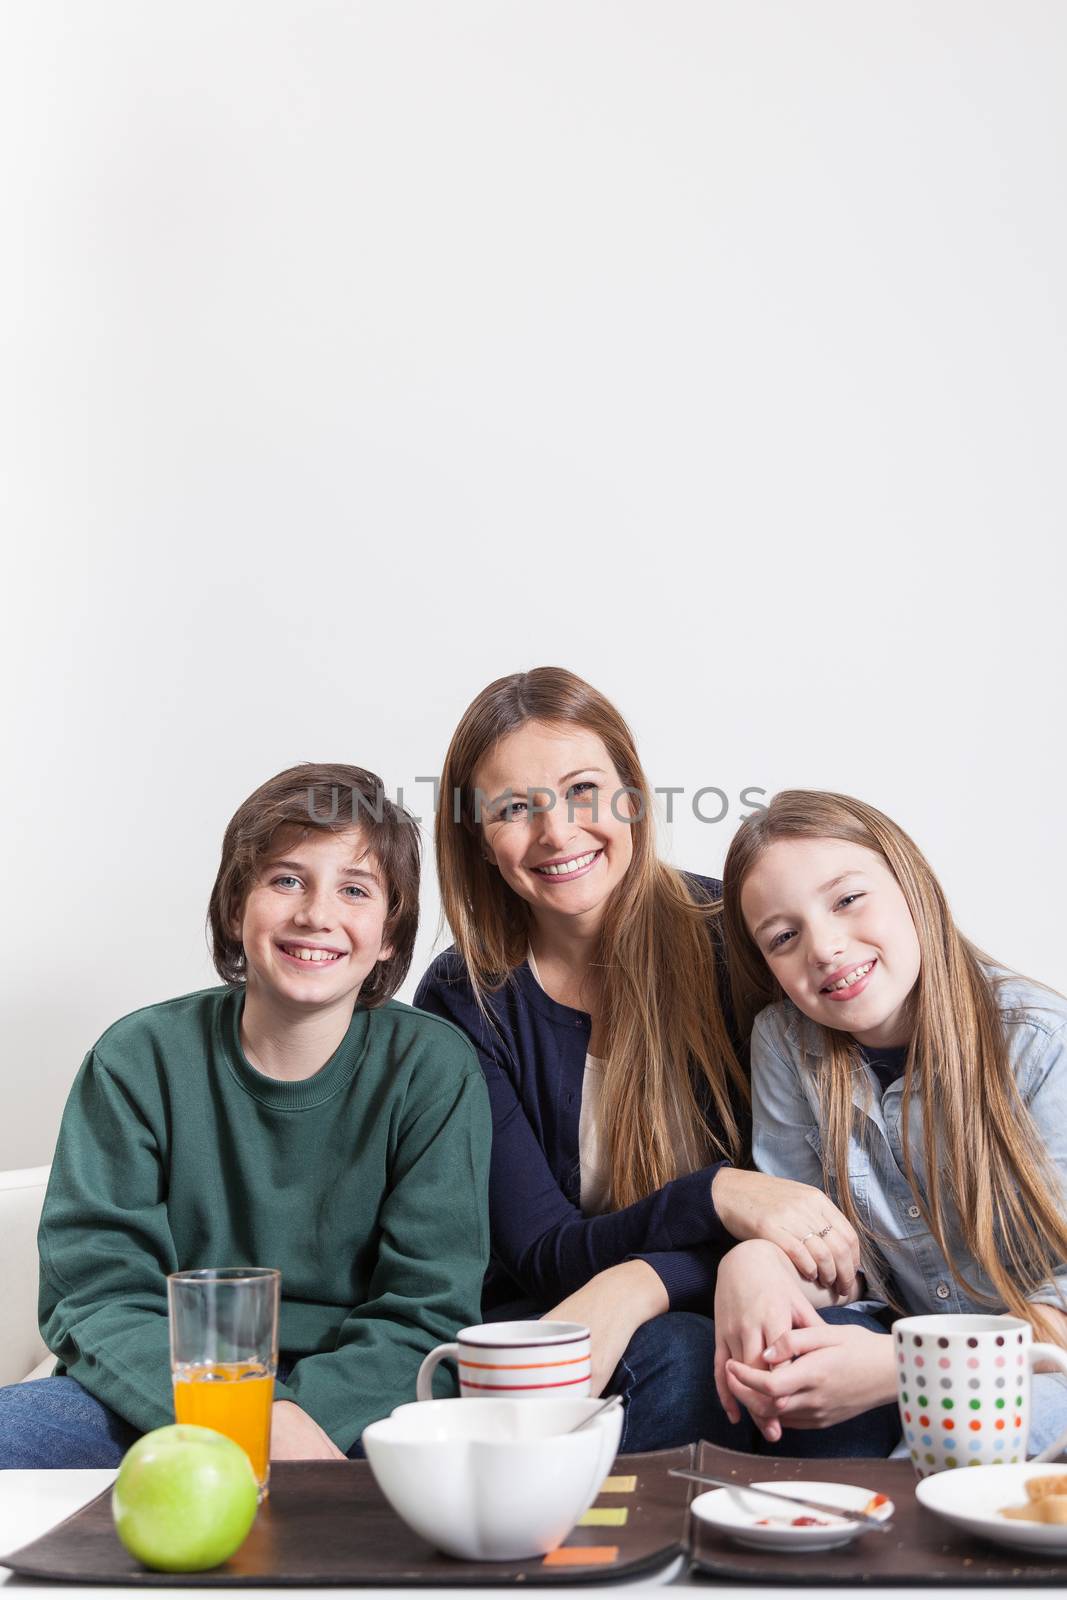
[1,1447,693,1586]
[687,1443,1067,1585]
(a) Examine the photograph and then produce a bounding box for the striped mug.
[416,1321,592,1402]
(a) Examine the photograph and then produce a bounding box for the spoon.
[568,1394,623,1432]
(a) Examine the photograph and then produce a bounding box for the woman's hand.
[713,1240,822,1441]
[544,1260,669,1396]
[711,1167,861,1295]
[270,1399,347,1460]
[724,1321,897,1431]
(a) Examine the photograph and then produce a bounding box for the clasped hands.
[713,1239,895,1441]
[709,1170,895,1439]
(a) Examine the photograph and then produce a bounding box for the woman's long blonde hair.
[435,667,747,1209]
[722,790,1067,1341]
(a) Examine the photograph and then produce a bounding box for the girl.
[717,790,1067,1452]
[415,670,897,1454]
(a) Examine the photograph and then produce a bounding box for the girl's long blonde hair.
[435,667,747,1209]
[722,790,1067,1341]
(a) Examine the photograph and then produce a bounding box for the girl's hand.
[713,1240,821,1441]
[724,1321,897,1430]
[270,1399,347,1460]
[711,1167,861,1296]
[544,1260,669,1396]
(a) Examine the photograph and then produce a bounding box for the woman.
[415,670,896,1453]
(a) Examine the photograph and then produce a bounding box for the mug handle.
[416,1342,460,1402]
[1028,1343,1067,1461]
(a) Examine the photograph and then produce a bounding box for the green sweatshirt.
[39,985,492,1453]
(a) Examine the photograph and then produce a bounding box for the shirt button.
[935,1283,950,1300]
[907,1205,921,1219]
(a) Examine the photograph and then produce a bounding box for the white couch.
[0,1167,54,1386]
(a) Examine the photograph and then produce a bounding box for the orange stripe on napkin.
[542,1546,619,1567]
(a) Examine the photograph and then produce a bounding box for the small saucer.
[690,1480,894,1553]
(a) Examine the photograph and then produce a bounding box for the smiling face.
[234,826,393,1016]
[474,720,636,937]
[740,835,922,1049]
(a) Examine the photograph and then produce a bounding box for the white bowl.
[362,1397,623,1561]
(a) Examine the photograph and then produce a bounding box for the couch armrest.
[0,1167,52,1385]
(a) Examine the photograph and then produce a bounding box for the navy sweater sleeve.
[413,952,733,1311]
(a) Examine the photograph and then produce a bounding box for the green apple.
[112,1424,258,1572]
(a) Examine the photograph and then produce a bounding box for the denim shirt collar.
[782,998,863,1068]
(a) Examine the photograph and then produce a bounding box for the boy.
[0,763,491,1466]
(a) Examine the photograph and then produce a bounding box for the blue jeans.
[0,1375,140,1468]
[0,1358,365,1468]
[605,1305,902,1458]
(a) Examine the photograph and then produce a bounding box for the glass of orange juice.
[168,1268,280,1499]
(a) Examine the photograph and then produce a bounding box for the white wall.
[3,1,1064,1170]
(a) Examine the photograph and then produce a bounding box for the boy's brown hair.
[208,762,420,1006]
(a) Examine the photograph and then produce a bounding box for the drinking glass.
[168,1267,280,1497]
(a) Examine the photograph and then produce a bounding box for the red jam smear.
[753,1516,830,1528]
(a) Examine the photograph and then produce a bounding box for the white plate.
[916,1462,1067,1554]
[690,1480,894,1553]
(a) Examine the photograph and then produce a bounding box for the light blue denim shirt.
[750,970,1067,1319]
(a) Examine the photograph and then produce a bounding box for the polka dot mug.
[894,1313,1067,1476]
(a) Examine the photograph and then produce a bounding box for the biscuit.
[1025,1474,1067,1502]
[1002,1494,1067,1524]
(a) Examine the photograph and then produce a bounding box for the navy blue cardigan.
[413,873,742,1316]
